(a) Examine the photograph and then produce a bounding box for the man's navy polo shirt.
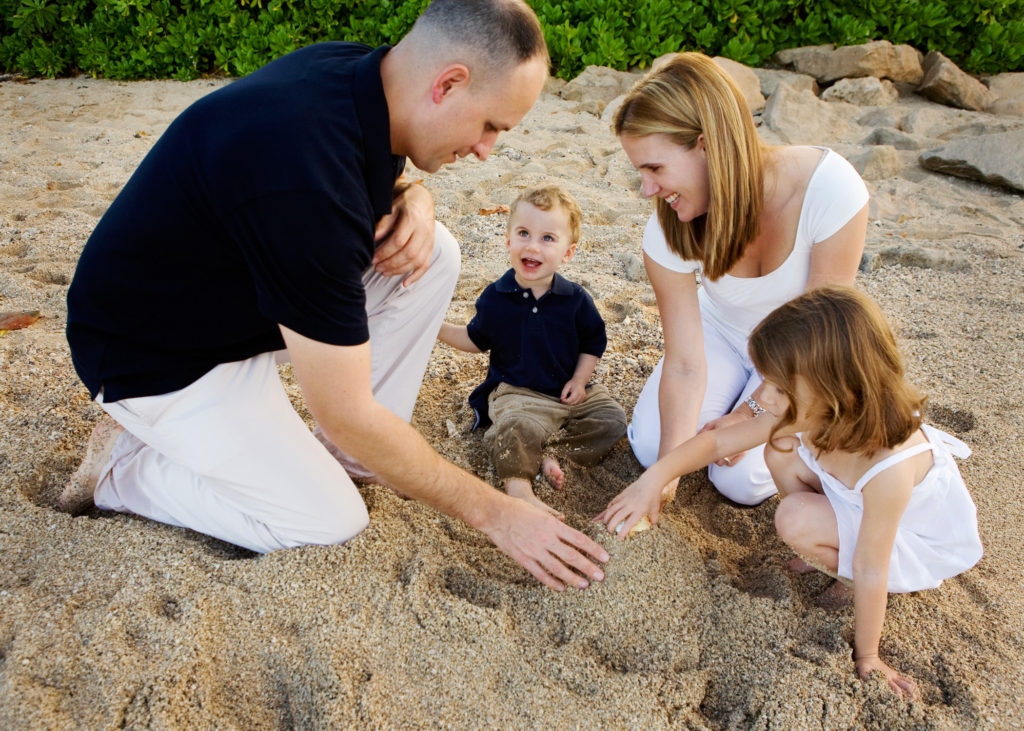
[67,42,404,401]
[465,269,607,428]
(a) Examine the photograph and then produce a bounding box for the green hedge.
[2,0,1022,80]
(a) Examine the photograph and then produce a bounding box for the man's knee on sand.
[271,498,371,550]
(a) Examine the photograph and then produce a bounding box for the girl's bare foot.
[504,477,564,520]
[817,580,854,610]
[787,557,818,574]
[541,457,564,490]
[57,417,125,514]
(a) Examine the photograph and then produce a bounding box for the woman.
[616,52,868,505]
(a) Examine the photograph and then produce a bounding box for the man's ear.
[431,63,471,104]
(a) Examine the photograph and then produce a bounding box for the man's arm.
[438,322,481,353]
[372,177,436,285]
[280,325,608,590]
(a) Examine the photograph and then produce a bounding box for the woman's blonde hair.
[613,53,769,280]
[748,286,924,457]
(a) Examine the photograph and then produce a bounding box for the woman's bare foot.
[541,457,564,490]
[817,580,854,610]
[57,417,125,514]
[504,477,564,519]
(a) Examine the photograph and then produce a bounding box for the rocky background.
[1,41,1022,728]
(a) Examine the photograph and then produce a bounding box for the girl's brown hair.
[613,52,769,280]
[748,286,924,457]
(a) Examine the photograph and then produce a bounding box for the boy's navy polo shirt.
[67,42,404,401]
[465,269,607,428]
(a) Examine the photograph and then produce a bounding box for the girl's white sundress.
[796,424,983,593]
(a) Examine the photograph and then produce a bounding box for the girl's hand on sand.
[855,655,920,700]
[699,411,749,466]
[373,181,435,285]
[596,473,665,539]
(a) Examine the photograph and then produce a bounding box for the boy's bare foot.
[504,477,564,520]
[817,580,854,610]
[541,457,564,490]
[58,417,125,514]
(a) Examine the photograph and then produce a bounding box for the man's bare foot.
[817,580,854,610]
[57,417,125,514]
[504,477,564,519]
[541,457,564,490]
[787,557,818,574]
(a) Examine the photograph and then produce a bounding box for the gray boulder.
[986,72,1024,117]
[822,77,898,106]
[919,130,1024,192]
[753,68,819,97]
[774,41,923,84]
[859,127,926,150]
[561,66,640,115]
[917,51,995,112]
[762,83,863,144]
[848,145,903,179]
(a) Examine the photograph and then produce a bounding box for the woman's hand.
[855,654,920,700]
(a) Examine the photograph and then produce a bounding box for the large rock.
[774,41,923,84]
[821,77,898,106]
[848,145,903,179]
[762,83,863,144]
[712,56,766,112]
[560,66,640,115]
[986,72,1024,116]
[919,130,1024,192]
[752,68,818,97]
[917,51,995,112]
[859,127,927,150]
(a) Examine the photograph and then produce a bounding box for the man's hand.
[373,181,435,285]
[483,494,608,591]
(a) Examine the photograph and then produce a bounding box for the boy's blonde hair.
[509,185,583,244]
[613,52,770,281]
[749,286,925,457]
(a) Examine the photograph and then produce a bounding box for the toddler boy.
[439,185,626,516]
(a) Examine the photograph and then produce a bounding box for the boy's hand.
[374,182,435,285]
[596,470,668,539]
[560,378,588,405]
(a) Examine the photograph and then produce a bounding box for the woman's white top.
[641,147,869,339]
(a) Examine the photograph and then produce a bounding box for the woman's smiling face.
[619,132,710,222]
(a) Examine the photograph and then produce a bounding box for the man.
[60,0,608,592]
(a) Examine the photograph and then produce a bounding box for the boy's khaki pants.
[484,382,627,481]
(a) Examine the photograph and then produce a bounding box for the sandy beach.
[1,70,1023,728]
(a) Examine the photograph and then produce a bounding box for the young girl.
[598,286,983,698]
